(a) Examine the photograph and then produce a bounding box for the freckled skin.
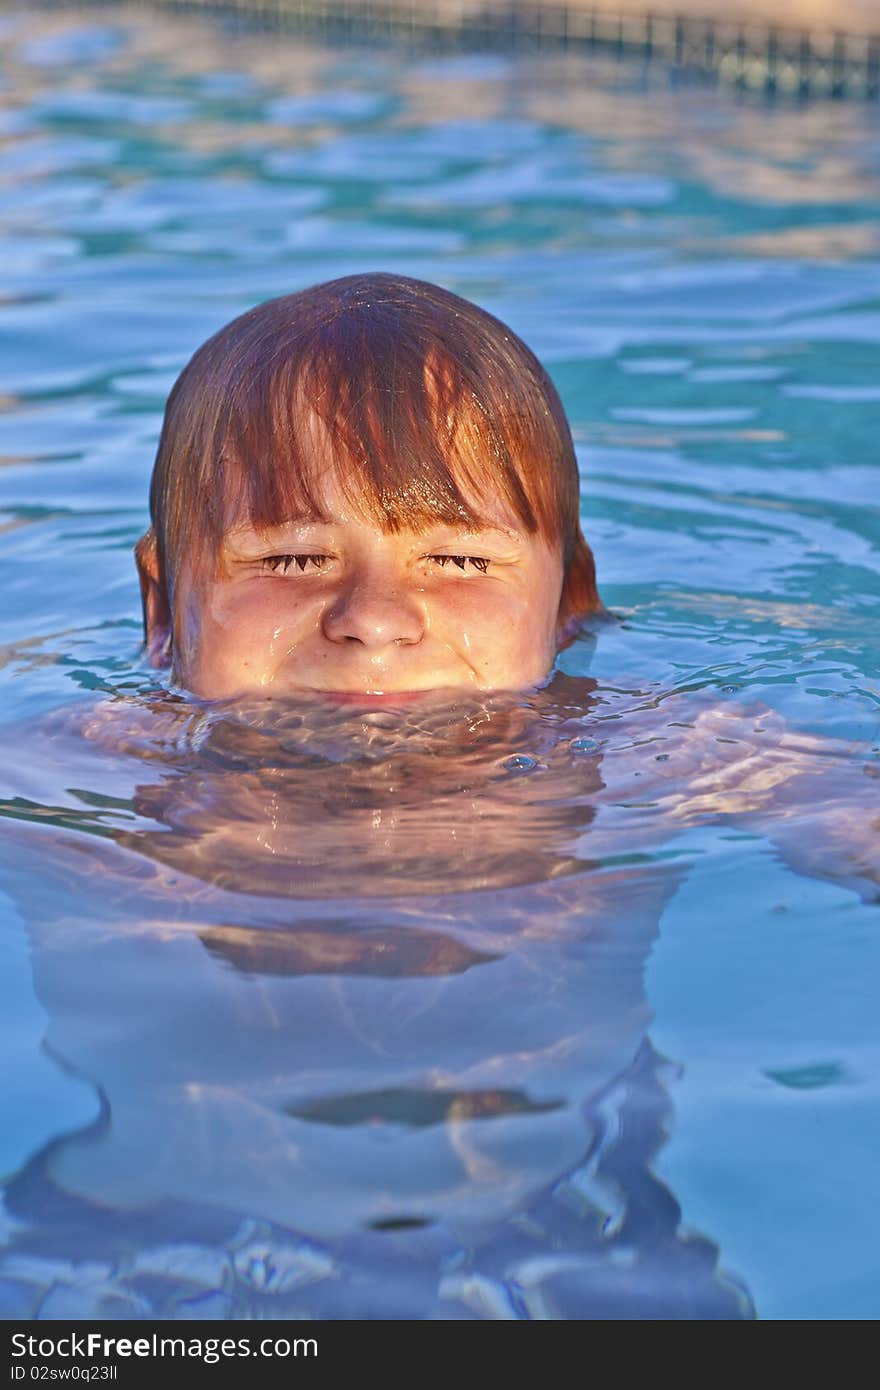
[153,475,567,701]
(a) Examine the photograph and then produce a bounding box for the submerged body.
[0,674,876,1318]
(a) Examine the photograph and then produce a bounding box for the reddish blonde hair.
[143,272,600,626]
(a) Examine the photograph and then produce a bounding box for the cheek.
[174,585,313,688]
[433,578,558,662]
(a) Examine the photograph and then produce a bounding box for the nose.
[321,569,425,650]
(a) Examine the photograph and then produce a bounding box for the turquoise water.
[1,7,879,1320]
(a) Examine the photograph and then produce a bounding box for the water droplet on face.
[721,685,741,694]
[570,736,601,755]
[654,753,670,762]
[503,753,539,773]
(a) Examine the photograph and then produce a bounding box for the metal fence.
[22,0,880,99]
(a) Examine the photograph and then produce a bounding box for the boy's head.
[136,272,600,700]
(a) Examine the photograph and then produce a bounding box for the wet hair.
[141,272,600,626]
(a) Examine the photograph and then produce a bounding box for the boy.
[134,271,601,701]
[125,268,876,899]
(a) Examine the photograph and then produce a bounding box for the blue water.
[1,7,879,1320]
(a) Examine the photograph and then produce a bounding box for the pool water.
[1,6,879,1321]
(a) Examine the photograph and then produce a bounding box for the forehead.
[219,401,539,540]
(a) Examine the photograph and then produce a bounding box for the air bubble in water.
[503,754,538,773]
[570,737,601,755]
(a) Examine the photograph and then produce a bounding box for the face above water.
[167,476,566,701]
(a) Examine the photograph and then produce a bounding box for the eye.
[429,555,490,573]
[260,554,330,574]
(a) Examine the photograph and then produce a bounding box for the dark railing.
[19,0,880,99]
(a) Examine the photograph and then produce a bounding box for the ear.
[556,531,603,649]
[556,608,583,651]
[134,529,172,667]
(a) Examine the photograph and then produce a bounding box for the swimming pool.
[0,5,878,1321]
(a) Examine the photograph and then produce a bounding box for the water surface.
[0,6,878,1320]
